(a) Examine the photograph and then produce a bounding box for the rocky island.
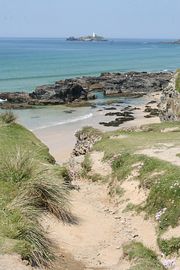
[0,71,173,109]
[66,33,107,42]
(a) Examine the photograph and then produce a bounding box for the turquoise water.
[0,38,180,92]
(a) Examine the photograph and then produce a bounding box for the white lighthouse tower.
[92,32,96,38]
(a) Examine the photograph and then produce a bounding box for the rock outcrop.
[73,128,102,156]
[0,72,173,109]
[159,73,180,121]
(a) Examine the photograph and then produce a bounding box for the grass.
[158,237,180,256]
[0,122,55,164]
[81,154,92,178]
[91,122,180,256]
[0,147,40,183]
[94,122,180,160]
[123,242,165,270]
[175,69,180,93]
[110,152,180,231]
[88,173,106,183]
[0,111,16,125]
[0,119,74,268]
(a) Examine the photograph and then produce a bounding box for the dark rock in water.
[91,104,97,108]
[99,115,135,127]
[0,71,173,109]
[30,82,86,102]
[105,111,134,117]
[0,92,30,104]
[64,110,76,114]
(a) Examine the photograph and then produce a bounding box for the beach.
[31,92,160,163]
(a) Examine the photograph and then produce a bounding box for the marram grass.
[0,123,75,268]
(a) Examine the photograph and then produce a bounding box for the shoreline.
[32,92,161,164]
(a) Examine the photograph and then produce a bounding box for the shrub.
[158,237,180,256]
[0,147,39,183]
[0,145,76,268]
[0,111,16,124]
[123,242,165,270]
[19,180,77,224]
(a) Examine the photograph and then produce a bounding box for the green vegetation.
[175,69,180,93]
[158,237,180,256]
[0,122,55,164]
[0,114,74,268]
[81,154,92,177]
[81,154,106,182]
[88,173,106,183]
[94,122,180,160]
[0,111,16,125]
[123,242,165,270]
[91,122,180,256]
[111,152,180,230]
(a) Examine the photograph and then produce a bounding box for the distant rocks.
[144,106,159,118]
[0,71,173,109]
[100,107,135,127]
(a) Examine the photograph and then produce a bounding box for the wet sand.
[33,92,161,163]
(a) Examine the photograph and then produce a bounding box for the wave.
[32,113,93,131]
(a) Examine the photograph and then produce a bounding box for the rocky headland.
[0,71,173,109]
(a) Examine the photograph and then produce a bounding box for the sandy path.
[138,145,180,166]
[0,255,33,270]
[42,151,159,270]
[42,178,159,270]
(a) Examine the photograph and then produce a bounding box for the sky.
[0,0,180,39]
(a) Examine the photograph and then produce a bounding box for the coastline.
[32,92,161,163]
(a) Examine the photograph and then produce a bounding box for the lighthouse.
[92,32,96,38]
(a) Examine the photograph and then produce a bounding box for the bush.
[0,111,16,124]
[0,145,76,268]
[18,180,77,224]
[0,147,39,183]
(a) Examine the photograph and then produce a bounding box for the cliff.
[159,70,180,121]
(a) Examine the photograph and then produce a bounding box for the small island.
[66,32,107,42]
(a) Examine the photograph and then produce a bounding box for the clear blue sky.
[0,0,180,39]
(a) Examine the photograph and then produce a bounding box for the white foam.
[32,113,93,131]
[0,98,7,103]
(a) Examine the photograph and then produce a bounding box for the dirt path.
[42,153,159,270]
[43,179,158,270]
[138,145,180,166]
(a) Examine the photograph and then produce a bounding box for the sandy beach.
[33,92,160,164]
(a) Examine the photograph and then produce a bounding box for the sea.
[0,38,180,133]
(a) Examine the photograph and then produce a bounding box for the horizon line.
[0,36,178,40]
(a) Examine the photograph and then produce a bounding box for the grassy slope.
[176,69,180,93]
[0,123,55,164]
[0,120,72,268]
[91,122,180,258]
